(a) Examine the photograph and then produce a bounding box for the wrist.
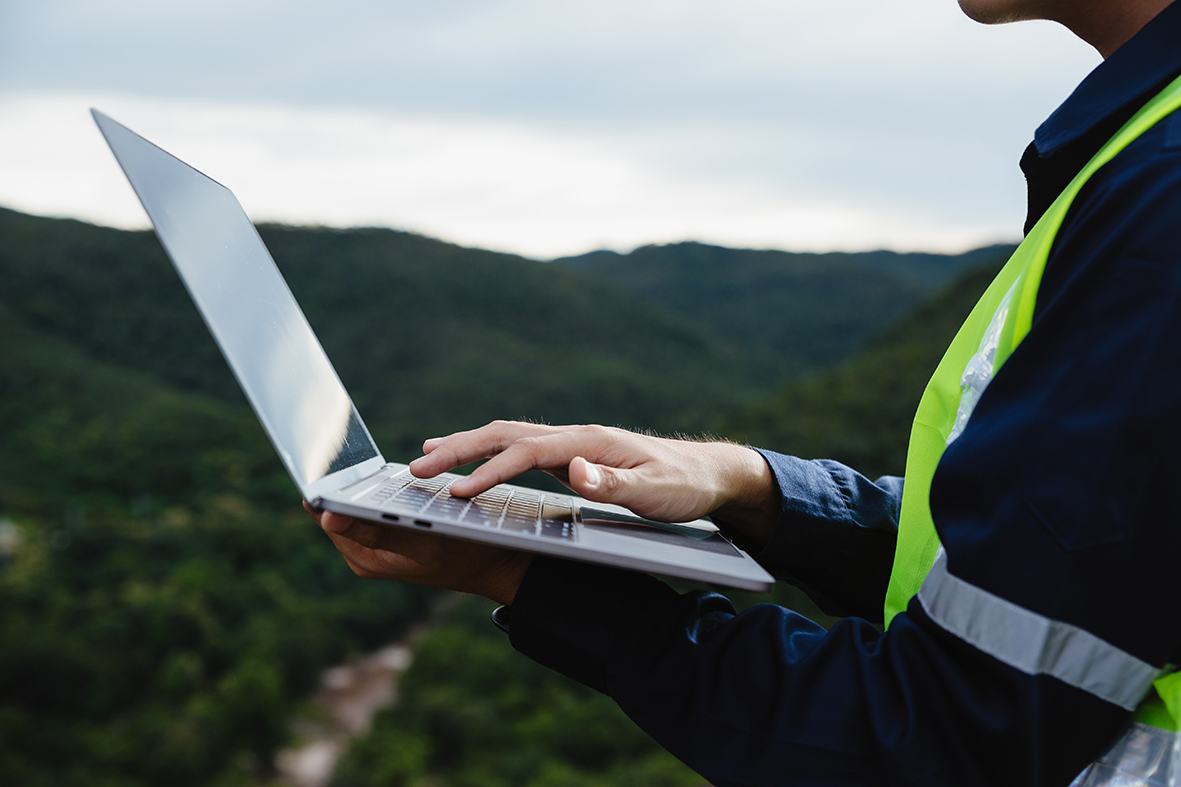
[478,551,535,606]
[709,444,779,548]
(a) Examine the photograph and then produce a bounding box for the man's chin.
[957,0,1039,25]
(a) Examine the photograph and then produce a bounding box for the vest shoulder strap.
[883,71,1181,629]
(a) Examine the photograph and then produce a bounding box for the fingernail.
[584,462,601,488]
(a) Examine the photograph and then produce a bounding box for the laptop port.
[381,513,400,522]
[413,519,432,528]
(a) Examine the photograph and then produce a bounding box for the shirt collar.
[1034,0,1181,157]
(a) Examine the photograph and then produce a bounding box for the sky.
[0,0,1101,259]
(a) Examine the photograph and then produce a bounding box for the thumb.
[568,455,636,507]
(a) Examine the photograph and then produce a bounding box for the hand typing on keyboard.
[409,421,779,549]
[309,420,779,604]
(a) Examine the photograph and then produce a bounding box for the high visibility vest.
[880,71,1181,785]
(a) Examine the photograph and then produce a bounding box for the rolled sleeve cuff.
[731,449,902,620]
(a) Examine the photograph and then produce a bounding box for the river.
[274,639,415,787]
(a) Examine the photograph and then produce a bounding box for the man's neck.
[960,0,1175,58]
[1061,0,1175,58]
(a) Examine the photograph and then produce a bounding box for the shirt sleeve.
[506,125,1181,787]
[718,450,901,622]
[509,556,1132,786]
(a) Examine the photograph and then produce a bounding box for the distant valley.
[0,204,1009,786]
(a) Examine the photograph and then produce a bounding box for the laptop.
[92,109,774,593]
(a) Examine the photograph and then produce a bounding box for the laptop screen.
[93,111,380,494]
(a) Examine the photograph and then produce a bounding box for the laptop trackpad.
[578,507,741,556]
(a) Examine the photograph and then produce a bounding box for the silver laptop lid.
[92,109,385,500]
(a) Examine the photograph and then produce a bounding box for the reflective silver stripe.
[946,279,1018,448]
[918,551,1160,711]
[1068,722,1181,787]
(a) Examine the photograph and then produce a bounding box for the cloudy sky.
[0,1,1100,258]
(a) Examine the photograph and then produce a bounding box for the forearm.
[509,556,1128,787]
[395,421,901,615]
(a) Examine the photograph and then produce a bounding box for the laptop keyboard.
[364,470,576,540]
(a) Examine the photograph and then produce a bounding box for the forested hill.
[0,300,436,786]
[555,242,1014,381]
[0,207,743,461]
[0,203,1010,786]
[0,207,1012,460]
[717,258,1008,480]
[328,254,1014,787]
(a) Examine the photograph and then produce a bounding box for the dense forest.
[0,205,1008,786]
[554,242,1004,383]
[328,252,1008,787]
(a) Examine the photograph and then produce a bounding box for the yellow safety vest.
[881,72,1181,786]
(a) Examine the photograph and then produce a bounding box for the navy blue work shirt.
[505,4,1181,785]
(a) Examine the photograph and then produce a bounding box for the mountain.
[716,258,1007,480]
[0,301,277,507]
[555,242,1014,386]
[0,208,751,461]
[328,248,1014,787]
[0,302,435,786]
[0,204,1010,786]
[0,207,1014,461]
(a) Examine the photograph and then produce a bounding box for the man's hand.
[309,421,779,602]
[305,501,533,605]
[409,420,780,547]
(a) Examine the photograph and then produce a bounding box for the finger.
[323,529,422,579]
[542,467,573,487]
[318,511,410,554]
[319,513,438,567]
[410,421,556,477]
[421,427,478,455]
[318,509,358,535]
[447,428,622,498]
[567,455,640,509]
[567,455,603,497]
[408,442,470,480]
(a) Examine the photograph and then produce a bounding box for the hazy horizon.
[0,1,1098,258]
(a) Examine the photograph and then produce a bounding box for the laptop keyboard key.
[366,472,576,541]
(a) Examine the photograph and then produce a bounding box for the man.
[308,1,1181,784]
